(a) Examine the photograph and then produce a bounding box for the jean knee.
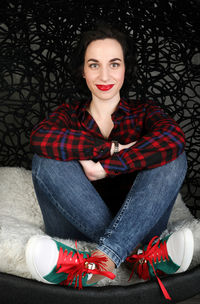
[164,151,187,186]
[32,154,82,183]
[32,154,58,181]
[171,151,187,175]
[32,154,42,178]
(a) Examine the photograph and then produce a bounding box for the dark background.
[0,0,199,215]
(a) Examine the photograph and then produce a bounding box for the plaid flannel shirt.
[30,98,185,176]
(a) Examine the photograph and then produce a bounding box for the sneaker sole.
[176,228,194,273]
[25,235,55,284]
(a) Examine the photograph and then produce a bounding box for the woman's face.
[83,38,125,102]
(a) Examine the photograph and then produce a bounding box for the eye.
[89,63,99,69]
[110,62,120,68]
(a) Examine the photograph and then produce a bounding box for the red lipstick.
[96,84,114,91]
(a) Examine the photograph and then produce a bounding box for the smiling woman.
[83,39,125,107]
[69,23,137,99]
[82,38,126,140]
[26,22,193,301]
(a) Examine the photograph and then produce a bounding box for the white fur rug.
[0,167,200,287]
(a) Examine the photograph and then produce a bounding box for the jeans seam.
[33,174,92,236]
[99,151,187,266]
[32,155,96,236]
[111,172,142,231]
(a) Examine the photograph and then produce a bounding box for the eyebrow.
[87,58,122,63]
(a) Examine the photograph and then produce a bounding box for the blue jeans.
[32,152,187,267]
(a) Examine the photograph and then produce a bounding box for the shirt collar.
[115,98,131,115]
[77,100,89,122]
[79,98,131,119]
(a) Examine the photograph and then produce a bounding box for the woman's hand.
[110,141,137,155]
[119,141,137,151]
[80,141,137,180]
[79,160,107,181]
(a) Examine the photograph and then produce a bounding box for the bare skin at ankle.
[87,244,141,284]
[87,250,115,285]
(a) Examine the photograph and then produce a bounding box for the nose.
[99,66,110,82]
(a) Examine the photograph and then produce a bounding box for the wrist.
[110,142,115,155]
[95,162,107,179]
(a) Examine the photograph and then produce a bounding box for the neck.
[89,95,120,118]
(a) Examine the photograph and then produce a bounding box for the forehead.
[85,38,124,60]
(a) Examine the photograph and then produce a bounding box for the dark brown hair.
[68,22,137,98]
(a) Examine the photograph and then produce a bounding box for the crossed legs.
[32,152,187,268]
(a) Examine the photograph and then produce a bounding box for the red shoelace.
[56,241,116,289]
[126,236,171,300]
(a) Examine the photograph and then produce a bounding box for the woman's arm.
[30,103,111,161]
[99,101,186,176]
[79,141,137,181]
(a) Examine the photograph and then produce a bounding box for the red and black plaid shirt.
[30,98,185,176]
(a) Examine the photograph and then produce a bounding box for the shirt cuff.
[93,139,112,160]
[100,152,132,176]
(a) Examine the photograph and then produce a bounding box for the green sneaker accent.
[26,235,116,289]
[126,234,178,301]
[145,235,180,278]
[44,239,91,287]
[126,233,182,281]
[126,229,194,301]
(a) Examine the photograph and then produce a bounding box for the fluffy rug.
[0,166,200,287]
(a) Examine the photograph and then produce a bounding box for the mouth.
[96,84,114,91]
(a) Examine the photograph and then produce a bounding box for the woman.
[26,23,194,299]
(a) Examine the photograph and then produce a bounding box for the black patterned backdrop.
[0,0,200,215]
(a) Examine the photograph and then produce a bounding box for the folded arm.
[100,102,186,177]
[30,104,111,161]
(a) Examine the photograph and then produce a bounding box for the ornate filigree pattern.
[0,0,199,214]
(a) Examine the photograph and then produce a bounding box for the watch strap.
[112,140,119,154]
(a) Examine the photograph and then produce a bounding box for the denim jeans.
[32,152,187,267]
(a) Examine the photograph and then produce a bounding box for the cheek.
[117,69,125,85]
[84,75,96,93]
[84,68,95,82]
[84,75,93,88]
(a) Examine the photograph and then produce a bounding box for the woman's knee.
[167,151,187,176]
[32,154,81,182]
[137,151,188,192]
[32,154,53,179]
[159,151,187,188]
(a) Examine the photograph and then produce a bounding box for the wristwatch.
[112,140,119,154]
